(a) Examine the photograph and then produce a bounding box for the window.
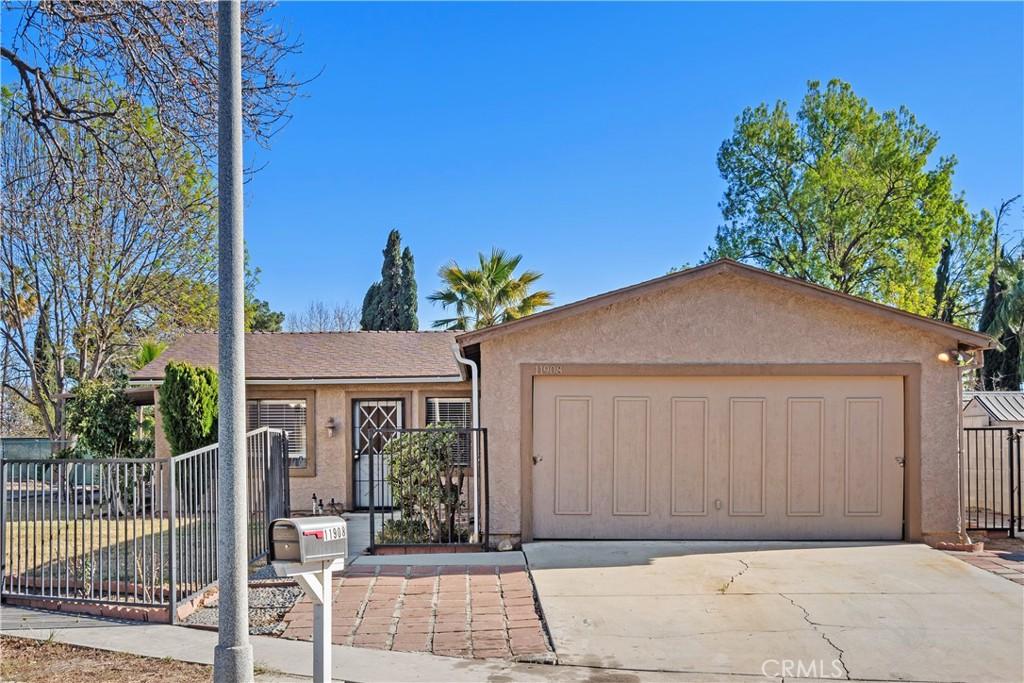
[426,397,472,466]
[246,399,308,469]
[426,397,471,427]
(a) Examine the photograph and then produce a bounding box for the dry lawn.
[0,635,212,682]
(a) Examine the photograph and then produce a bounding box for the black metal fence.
[963,427,1021,536]
[367,427,488,551]
[0,427,290,621]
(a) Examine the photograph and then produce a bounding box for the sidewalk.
[0,604,750,683]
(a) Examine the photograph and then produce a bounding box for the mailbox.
[269,516,347,565]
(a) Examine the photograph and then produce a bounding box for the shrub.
[158,361,218,455]
[383,425,469,543]
[65,378,151,458]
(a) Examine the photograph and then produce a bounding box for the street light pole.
[214,1,253,681]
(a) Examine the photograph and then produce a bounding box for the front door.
[353,399,404,509]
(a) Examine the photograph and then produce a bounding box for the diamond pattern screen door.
[353,399,404,509]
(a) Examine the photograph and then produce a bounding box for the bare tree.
[2,0,307,174]
[1,90,218,441]
[286,301,360,332]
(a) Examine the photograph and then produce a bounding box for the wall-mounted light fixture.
[326,417,337,438]
[937,349,978,367]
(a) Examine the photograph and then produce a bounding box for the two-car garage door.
[531,375,905,540]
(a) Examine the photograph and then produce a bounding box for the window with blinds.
[426,398,472,466]
[426,398,471,427]
[246,399,308,468]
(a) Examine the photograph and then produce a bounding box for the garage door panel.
[787,398,825,516]
[845,398,883,516]
[729,398,766,516]
[670,398,708,516]
[554,397,592,515]
[532,375,904,540]
[612,397,650,516]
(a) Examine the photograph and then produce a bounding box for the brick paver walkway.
[280,564,551,660]
[947,537,1024,586]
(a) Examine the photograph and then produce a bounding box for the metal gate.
[352,399,403,509]
[963,427,1022,535]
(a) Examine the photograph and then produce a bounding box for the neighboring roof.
[963,392,1024,423]
[456,259,994,349]
[131,331,463,383]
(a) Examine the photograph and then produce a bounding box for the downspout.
[451,342,481,542]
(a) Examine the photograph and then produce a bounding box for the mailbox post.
[270,516,348,683]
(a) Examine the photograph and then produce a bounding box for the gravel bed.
[182,584,302,635]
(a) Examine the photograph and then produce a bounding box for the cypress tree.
[360,230,419,330]
[398,246,419,330]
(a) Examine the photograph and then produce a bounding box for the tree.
[246,298,285,332]
[429,249,554,330]
[706,79,988,317]
[158,361,218,456]
[383,426,466,543]
[360,230,418,331]
[286,301,360,332]
[978,197,1023,390]
[398,247,419,331]
[2,1,304,177]
[65,378,148,459]
[133,340,169,371]
[1,84,218,442]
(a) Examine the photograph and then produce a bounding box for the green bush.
[383,425,469,543]
[158,361,218,455]
[65,378,151,458]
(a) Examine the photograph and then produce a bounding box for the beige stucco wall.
[476,271,966,544]
[152,380,470,510]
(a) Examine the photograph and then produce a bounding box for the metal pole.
[215,1,253,680]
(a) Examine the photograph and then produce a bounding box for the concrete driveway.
[524,542,1024,682]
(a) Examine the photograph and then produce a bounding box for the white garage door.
[532,375,904,540]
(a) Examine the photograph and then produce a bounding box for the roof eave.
[456,260,994,349]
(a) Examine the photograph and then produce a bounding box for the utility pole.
[214,1,253,681]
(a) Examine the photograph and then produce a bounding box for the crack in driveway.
[720,558,751,593]
[781,593,851,680]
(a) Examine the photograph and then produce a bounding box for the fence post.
[1011,431,1019,539]
[168,459,178,624]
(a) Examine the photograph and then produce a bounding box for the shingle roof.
[130,331,463,382]
[964,392,1024,423]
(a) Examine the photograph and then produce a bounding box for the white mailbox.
[269,516,348,683]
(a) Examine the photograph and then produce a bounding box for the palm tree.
[429,249,554,330]
[133,339,168,370]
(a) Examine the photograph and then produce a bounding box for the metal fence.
[0,427,290,621]
[367,427,488,551]
[963,427,1021,536]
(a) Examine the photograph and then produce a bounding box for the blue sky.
[243,1,1023,327]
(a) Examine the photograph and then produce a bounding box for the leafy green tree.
[246,298,285,332]
[158,361,218,456]
[2,82,217,442]
[429,249,554,330]
[706,79,989,318]
[361,230,418,330]
[65,378,149,459]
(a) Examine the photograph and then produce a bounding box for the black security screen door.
[353,399,403,509]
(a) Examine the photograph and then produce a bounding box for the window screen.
[246,399,308,468]
[426,398,472,466]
